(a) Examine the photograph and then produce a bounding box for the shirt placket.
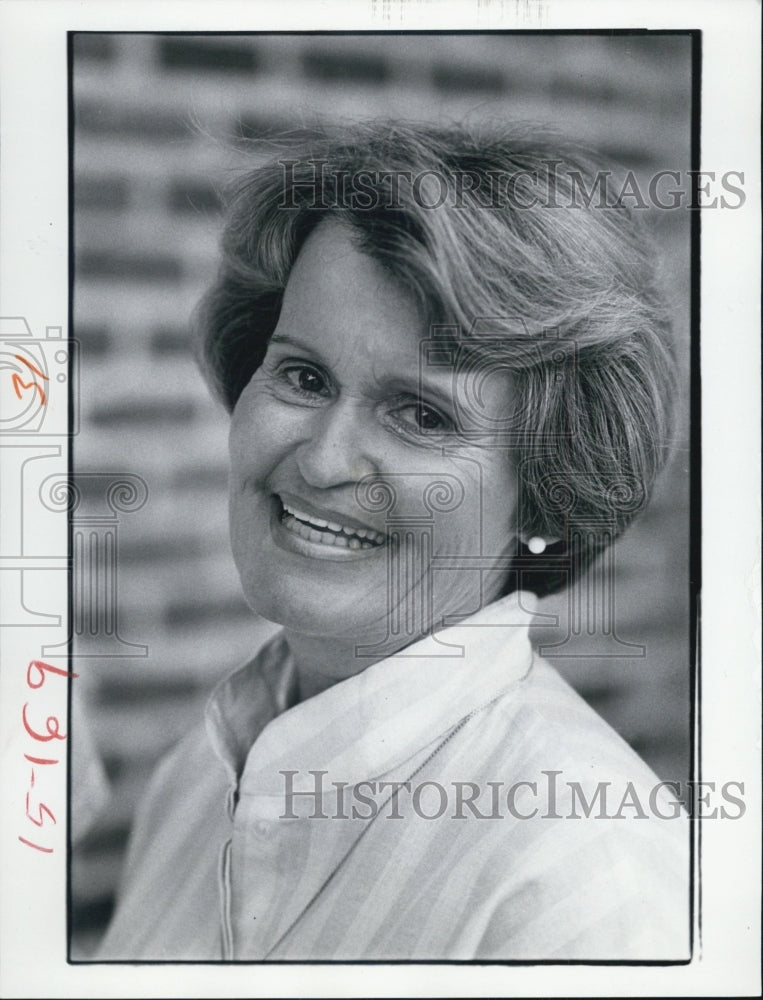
[229,788,303,958]
[218,782,238,959]
[228,777,376,959]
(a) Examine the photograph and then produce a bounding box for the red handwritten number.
[20,659,74,856]
[18,836,54,854]
[11,355,49,406]
[25,792,56,827]
[22,703,66,742]
[24,753,59,765]
[26,659,78,689]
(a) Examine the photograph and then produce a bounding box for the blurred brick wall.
[70,33,693,954]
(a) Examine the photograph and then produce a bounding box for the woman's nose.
[295,401,377,489]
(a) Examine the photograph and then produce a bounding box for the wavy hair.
[195,121,677,597]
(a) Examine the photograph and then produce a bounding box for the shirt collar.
[205,589,538,795]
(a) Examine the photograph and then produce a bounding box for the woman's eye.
[392,401,453,435]
[414,404,446,431]
[282,365,330,397]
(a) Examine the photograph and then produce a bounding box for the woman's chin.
[239,577,389,642]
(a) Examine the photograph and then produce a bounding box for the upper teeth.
[282,501,385,544]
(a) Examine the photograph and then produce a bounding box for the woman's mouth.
[277,497,386,551]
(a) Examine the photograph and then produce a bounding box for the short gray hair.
[196,120,678,596]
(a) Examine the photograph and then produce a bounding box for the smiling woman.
[96,122,689,961]
[228,220,517,696]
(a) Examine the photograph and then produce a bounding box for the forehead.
[277,219,425,360]
[276,218,514,419]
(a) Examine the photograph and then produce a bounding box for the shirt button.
[254,819,271,839]
[226,786,239,819]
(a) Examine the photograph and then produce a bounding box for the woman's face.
[228,220,518,647]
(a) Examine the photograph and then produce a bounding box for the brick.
[431,61,504,94]
[75,101,190,141]
[89,400,196,427]
[73,323,111,356]
[171,464,229,490]
[120,536,204,564]
[549,75,617,105]
[157,37,260,74]
[301,49,389,85]
[164,595,253,628]
[596,144,659,170]
[77,250,183,283]
[76,176,129,211]
[235,114,322,143]
[149,325,193,355]
[72,33,116,63]
[167,179,222,215]
[95,675,205,705]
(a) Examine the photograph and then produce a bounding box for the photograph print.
[69,30,696,962]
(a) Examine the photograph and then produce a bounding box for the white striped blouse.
[97,591,690,961]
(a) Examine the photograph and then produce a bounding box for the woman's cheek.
[230,387,301,475]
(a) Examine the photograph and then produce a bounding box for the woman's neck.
[282,569,517,704]
[283,627,414,704]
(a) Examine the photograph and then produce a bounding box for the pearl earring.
[527,536,547,555]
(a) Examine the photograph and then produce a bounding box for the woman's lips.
[276,494,387,551]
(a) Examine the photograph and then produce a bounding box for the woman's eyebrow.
[381,373,458,409]
[267,332,332,364]
[268,333,314,350]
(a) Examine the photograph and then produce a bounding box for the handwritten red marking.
[24,753,59,766]
[25,792,56,827]
[11,355,49,405]
[15,355,48,379]
[11,372,47,405]
[18,836,54,854]
[19,660,74,856]
[27,660,78,689]
[22,704,66,742]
